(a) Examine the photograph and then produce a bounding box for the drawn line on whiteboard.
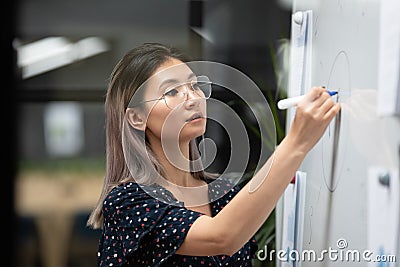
[308,185,321,245]
[313,15,319,37]
[326,51,351,93]
[316,185,321,203]
[329,96,341,192]
[322,50,351,193]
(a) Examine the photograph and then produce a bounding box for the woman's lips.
[187,117,205,123]
[186,112,204,122]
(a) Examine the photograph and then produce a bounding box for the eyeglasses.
[133,75,212,109]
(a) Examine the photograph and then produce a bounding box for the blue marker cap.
[328,91,338,96]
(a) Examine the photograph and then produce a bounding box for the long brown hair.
[87,43,208,229]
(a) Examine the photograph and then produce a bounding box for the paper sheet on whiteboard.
[294,171,306,267]
[287,10,313,128]
[281,182,297,267]
[367,166,399,266]
[377,0,400,116]
[281,171,307,267]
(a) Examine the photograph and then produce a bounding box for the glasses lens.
[191,76,212,99]
[164,76,212,109]
[163,84,185,109]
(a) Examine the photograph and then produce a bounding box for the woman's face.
[143,58,207,143]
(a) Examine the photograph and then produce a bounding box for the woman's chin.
[180,127,206,141]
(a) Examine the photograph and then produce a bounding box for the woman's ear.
[126,108,146,131]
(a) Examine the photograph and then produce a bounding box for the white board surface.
[276,1,400,266]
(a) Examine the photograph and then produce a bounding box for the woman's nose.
[184,88,201,107]
[182,83,200,99]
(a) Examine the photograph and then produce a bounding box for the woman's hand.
[286,86,341,155]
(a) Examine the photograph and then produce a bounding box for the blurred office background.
[4,0,293,266]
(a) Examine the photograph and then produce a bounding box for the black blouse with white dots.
[97,177,258,267]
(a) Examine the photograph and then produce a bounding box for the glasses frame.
[132,75,212,109]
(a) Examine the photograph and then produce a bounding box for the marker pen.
[277,91,338,110]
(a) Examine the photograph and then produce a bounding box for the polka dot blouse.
[97,177,258,267]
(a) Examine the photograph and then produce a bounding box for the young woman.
[87,42,341,267]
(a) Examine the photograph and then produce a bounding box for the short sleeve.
[98,182,203,267]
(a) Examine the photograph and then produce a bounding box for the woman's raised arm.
[177,87,341,256]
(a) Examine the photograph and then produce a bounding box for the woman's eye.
[164,88,179,97]
[192,82,201,90]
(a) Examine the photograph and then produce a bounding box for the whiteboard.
[276,0,400,266]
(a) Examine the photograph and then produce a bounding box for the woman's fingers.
[301,86,338,116]
[317,93,336,116]
[303,86,326,102]
[300,87,329,109]
[323,102,341,121]
[287,86,341,154]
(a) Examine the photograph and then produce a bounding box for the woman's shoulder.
[103,182,143,214]
[104,181,146,204]
[102,181,181,214]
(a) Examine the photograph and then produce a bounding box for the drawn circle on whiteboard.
[322,51,351,192]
